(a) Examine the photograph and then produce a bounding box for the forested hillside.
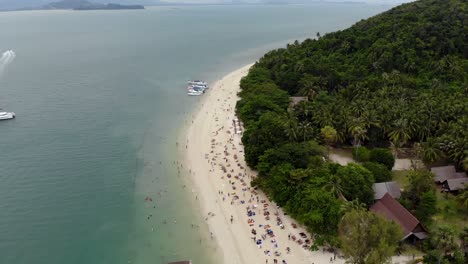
[236,0,467,259]
[239,0,467,167]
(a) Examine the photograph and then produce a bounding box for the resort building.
[442,177,468,193]
[370,193,428,243]
[372,181,401,200]
[431,165,467,184]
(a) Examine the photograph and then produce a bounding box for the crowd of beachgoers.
[184,64,346,264]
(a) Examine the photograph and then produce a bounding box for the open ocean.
[0,4,392,264]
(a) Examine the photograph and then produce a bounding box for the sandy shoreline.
[183,64,413,264]
[184,64,339,264]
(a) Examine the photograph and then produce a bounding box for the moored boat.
[186,80,208,96]
[187,90,203,96]
[187,85,206,92]
[0,111,15,120]
[187,80,207,86]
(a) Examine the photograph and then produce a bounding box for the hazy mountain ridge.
[42,0,144,9]
[0,0,156,10]
[0,0,414,11]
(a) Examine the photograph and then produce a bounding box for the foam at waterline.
[0,50,16,77]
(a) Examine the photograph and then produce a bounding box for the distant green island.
[238,0,467,263]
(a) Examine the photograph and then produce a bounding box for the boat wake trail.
[0,50,16,77]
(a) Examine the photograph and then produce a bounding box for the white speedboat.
[187,85,206,92]
[188,80,208,86]
[187,90,203,96]
[192,84,208,89]
[0,111,15,120]
[190,84,207,89]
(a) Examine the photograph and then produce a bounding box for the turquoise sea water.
[0,4,392,264]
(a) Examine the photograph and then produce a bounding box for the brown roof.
[431,165,458,183]
[445,177,468,191]
[370,193,421,238]
[373,182,401,200]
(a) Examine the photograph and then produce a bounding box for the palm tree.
[323,175,347,201]
[298,121,313,142]
[299,75,320,100]
[361,109,381,129]
[348,125,368,147]
[317,111,334,128]
[421,138,442,164]
[448,143,466,168]
[283,114,299,142]
[389,141,402,159]
[349,101,366,117]
[388,118,414,147]
[340,199,366,215]
[294,101,313,121]
[321,125,338,157]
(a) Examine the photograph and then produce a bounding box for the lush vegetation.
[423,225,467,264]
[399,170,438,225]
[239,0,467,168]
[236,0,467,258]
[339,209,402,264]
[393,169,467,262]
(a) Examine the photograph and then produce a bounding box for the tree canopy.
[239,0,467,168]
[338,210,402,264]
[237,0,467,249]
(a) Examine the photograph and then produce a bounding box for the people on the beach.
[183,75,320,264]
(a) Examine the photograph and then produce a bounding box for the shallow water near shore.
[0,4,393,264]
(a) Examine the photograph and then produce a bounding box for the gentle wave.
[0,50,16,77]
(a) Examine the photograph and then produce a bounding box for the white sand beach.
[184,64,414,264]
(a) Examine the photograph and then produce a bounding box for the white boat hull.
[187,80,208,86]
[0,111,15,120]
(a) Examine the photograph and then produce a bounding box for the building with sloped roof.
[443,177,468,192]
[431,165,465,183]
[370,193,428,242]
[373,181,401,200]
